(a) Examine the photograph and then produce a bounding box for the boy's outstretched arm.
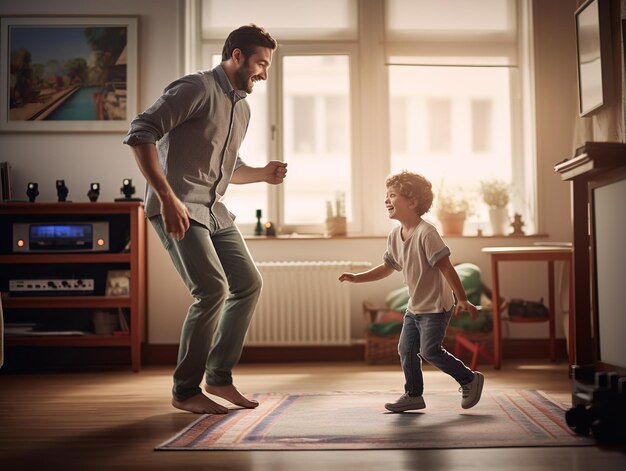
[338,263,394,283]
[436,256,479,319]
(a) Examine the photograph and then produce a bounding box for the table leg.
[568,259,575,365]
[491,256,502,369]
[548,261,556,361]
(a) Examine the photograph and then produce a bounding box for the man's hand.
[161,194,191,241]
[265,161,287,184]
[130,142,190,240]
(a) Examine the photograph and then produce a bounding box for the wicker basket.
[362,301,402,364]
[364,331,400,364]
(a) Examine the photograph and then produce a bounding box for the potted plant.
[479,179,511,235]
[436,188,471,236]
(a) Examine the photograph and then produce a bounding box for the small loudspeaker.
[87,182,100,202]
[26,182,39,203]
[56,179,69,202]
[115,178,143,202]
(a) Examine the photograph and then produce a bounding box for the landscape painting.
[0,16,137,132]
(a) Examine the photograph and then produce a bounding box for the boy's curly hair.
[386,171,433,216]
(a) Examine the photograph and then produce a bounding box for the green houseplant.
[479,179,511,235]
[479,179,510,209]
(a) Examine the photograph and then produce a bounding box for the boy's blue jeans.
[150,216,262,402]
[398,307,475,396]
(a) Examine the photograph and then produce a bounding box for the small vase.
[489,207,509,235]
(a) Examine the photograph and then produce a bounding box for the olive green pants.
[150,216,262,401]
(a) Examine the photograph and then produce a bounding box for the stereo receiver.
[12,221,109,253]
[9,278,95,296]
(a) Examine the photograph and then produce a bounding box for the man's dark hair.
[222,24,277,61]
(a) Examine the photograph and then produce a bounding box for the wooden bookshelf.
[0,202,146,371]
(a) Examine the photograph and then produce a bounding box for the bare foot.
[203,384,259,409]
[171,393,229,414]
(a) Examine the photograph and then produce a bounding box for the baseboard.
[142,338,568,365]
[142,344,366,364]
[0,338,568,371]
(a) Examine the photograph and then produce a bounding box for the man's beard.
[234,61,254,93]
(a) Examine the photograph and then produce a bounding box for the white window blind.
[201,0,357,41]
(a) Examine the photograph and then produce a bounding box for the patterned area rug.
[156,390,593,450]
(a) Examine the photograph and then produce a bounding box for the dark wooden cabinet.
[555,141,626,375]
[0,202,146,371]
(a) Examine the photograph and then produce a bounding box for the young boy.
[339,171,484,412]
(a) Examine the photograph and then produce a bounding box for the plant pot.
[489,207,509,235]
[438,212,466,236]
[325,216,347,237]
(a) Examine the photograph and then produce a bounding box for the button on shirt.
[123,65,249,231]
[383,219,454,314]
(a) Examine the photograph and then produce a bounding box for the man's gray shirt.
[123,65,249,231]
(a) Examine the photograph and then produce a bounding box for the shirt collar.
[213,64,248,101]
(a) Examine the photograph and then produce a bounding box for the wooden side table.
[481,246,573,369]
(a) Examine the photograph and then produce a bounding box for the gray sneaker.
[384,393,426,413]
[460,371,484,409]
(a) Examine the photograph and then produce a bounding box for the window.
[471,99,493,153]
[385,0,534,234]
[190,0,535,235]
[282,55,352,228]
[388,65,515,228]
[196,0,357,232]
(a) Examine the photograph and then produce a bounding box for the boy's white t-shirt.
[383,219,455,314]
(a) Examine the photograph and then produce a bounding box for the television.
[574,0,612,117]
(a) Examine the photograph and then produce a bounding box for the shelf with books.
[0,202,146,371]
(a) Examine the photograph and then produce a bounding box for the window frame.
[186,0,536,237]
[197,38,361,235]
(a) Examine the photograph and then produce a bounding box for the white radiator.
[246,261,371,346]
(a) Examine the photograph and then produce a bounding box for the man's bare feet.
[171,393,229,414]
[203,384,259,409]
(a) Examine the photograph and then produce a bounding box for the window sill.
[244,233,550,241]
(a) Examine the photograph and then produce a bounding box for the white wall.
[1,0,580,345]
[0,0,183,203]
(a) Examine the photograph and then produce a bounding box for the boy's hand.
[454,300,479,320]
[338,273,357,283]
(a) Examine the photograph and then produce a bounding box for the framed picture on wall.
[574,0,612,117]
[0,16,138,132]
[622,19,626,140]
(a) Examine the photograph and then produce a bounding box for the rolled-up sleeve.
[383,251,401,271]
[428,246,451,267]
[234,155,246,170]
[123,76,207,146]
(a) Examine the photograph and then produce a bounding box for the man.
[124,25,285,414]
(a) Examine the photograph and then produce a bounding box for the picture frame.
[105,269,131,297]
[574,0,612,117]
[622,19,626,140]
[0,16,138,132]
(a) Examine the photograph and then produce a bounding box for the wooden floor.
[1,360,625,470]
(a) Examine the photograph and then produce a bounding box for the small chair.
[450,328,494,371]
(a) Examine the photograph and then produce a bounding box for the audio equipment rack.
[0,202,146,371]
